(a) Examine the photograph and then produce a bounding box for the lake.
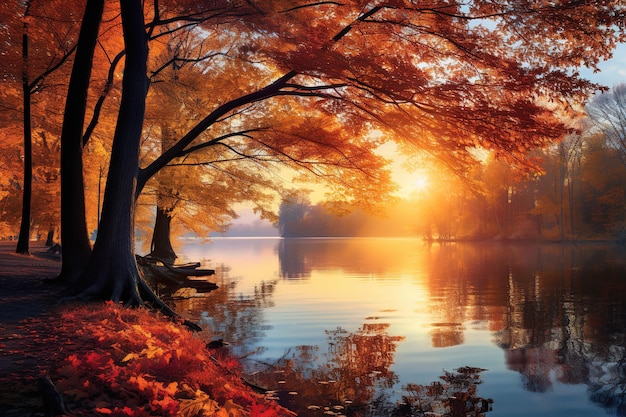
[172,238,626,417]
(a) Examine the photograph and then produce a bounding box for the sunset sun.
[397,173,430,197]
[412,176,429,192]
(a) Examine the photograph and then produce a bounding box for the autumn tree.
[529,134,585,240]
[0,0,80,253]
[139,45,285,261]
[580,133,626,234]
[52,0,625,312]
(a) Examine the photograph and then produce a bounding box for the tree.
[579,84,626,236]
[15,1,34,254]
[57,0,106,283]
[139,51,283,260]
[72,0,148,304]
[0,0,79,253]
[587,84,626,165]
[55,0,625,310]
[140,160,281,261]
[277,191,312,237]
[580,133,626,234]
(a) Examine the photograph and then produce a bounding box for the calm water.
[172,238,626,417]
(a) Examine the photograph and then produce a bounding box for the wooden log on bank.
[136,255,218,297]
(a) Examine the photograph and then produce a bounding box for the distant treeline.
[277,199,420,238]
[278,132,626,242]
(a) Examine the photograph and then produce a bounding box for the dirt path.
[0,241,63,416]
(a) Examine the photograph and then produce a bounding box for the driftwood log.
[136,255,218,298]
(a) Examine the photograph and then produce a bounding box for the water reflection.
[242,321,493,417]
[172,265,277,358]
[182,239,626,416]
[427,243,626,416]
[278,238,425,279]
[243,322,402,415]
[396,367,493,417]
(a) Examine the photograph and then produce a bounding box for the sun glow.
[394,171,430,198]
[411,176,429,193]
[376,142,432,199]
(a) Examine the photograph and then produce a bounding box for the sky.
[580,43,626,88]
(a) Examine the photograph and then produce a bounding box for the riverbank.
[0,242,291,416]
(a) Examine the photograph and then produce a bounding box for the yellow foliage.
[178,390,220,417]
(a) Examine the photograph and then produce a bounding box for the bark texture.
[76,0,147,303]
[16,6,33,255]
[58,0,105,282]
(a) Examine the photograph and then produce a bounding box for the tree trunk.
[148,122,179,264]
[45,227,55,247]
[57,0,104,283]
[149,207,177,264]
[16,9,32,255]
[73,0,147,303]
[69,2,201,331]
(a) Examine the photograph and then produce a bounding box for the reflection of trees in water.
[182,240,626,415]
[277,238,426,280]
[424,243,626,415]
[395,367,493,417]
[244,322,404,416]
[278,238,311,278]
[172,264,276,357]
[498,247,626,415]
[430,323,465,348]
[244,322,493,417]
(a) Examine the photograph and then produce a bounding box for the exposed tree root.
[59,263,201,331]
[137,256,218,299]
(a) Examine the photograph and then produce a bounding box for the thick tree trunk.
[16,14,32,255]
[72,2,201,331]
[58,0,104,283]
[149,207,177,264]
[74,0,147,303]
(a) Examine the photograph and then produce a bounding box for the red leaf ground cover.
[0,243,293,417]
[53,302,293,417]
